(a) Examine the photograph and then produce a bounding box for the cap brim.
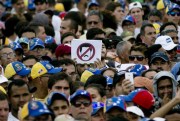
[48,68,62,74]
[163,44,177,51]
[71,95,92,103]
[92,107,103,115]
[123,36,135,41]
[106,106,126,113]
[31,110,52,117]
[17,68,31,76]
[150,56,168,64]
[30,44,45,50]
[48,93,68,106]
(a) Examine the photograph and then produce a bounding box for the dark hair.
[71,81,84,94]
[102,10,117,31]
[85,84,105,97]
[61,32,77,44]
[113,71,126,87]
[84,75,107,89]
[148,9,162,20]
[140,23,154,36]
[86,28,105,39]
[58,58,75,66]
[130,43,148,56]
[0,91,8,101]
[44,10,54,18]
[11,0,18,4]
[28,22,44,35]
[2,16,20,37]
[8,79,29,96]
[22,55,39,62]
[141,69,157,77]
[48,72,72,93]
[101,67,117,76]
[19,27,36,38]
[105,2,122,12]
[45,43,58,54]
[15,21,29,38]
[45,26,55,37]
[160,22,177,33]
[62,18,78,34]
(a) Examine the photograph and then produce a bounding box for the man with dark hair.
[60,18,78,36]
[86,28,105,39]
[148,9,163,24]
[0,91,9,121]
[58,58,77,82]
[22,55,39,68]
[28,22,47,41]
[48,72,72,97]
[105,2,125,35]
[140,23,156,47]
[20,27,36,39]
[7,79,32,121]
[34,0,48,13]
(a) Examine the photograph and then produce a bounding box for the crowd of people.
[0,0,179,121]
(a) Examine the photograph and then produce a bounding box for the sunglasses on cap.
[168,12,180,16]
[73,101,91,107]
[129,55,145,61]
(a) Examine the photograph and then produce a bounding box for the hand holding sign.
[71,39,102,64]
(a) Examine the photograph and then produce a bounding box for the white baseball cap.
[0,75,8,84]
[127,106,144,117]
[129,2,142,11]
[155,35,177,51]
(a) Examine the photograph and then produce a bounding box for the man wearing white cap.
[129,2,144,37]
[155,35,177,61]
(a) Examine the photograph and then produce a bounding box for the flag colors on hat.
[105,97,126,113]
[129,2,142,11]
[128,89,155,109]
[0,86,6,94]
[127,106,144,117]
[155,35,177,51]
[118,95,131,102]
[18,37,29,45]
[70,90,92,103]
[10,42,22,51]
[45,36,55,44]
[5,61,30,79]
[150,52,169,64]
[29,38,45,50]
[105,76,113,85]
[31,61,62,79]
[80,70,94,83]
[46,92,69,106]
[88,0,99,8]
[129,64,147,76]
[92,102,104,115]
[20,100,52,120]
[122,15,136,25]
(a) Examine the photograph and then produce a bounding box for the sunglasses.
[168,12,180,16]
[73,101,91,107]
[129,55,145,61]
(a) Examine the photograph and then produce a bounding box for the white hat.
[0,75,8,84]
[129,2,142,11]
[155,35,177,51]
[126,106,144,117]
[153,117,166,121]
[54,114,74,121]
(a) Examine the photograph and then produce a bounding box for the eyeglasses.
[1,52,15,58]
[168,12,180,16]
[129,55,145,61]
[73,101,91,107]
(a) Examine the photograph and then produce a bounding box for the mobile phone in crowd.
[125,72,134,84]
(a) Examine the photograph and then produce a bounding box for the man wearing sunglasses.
[166,4,180,43]
[70,90,92,121]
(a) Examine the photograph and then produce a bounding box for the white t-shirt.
[8,112,19,121]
